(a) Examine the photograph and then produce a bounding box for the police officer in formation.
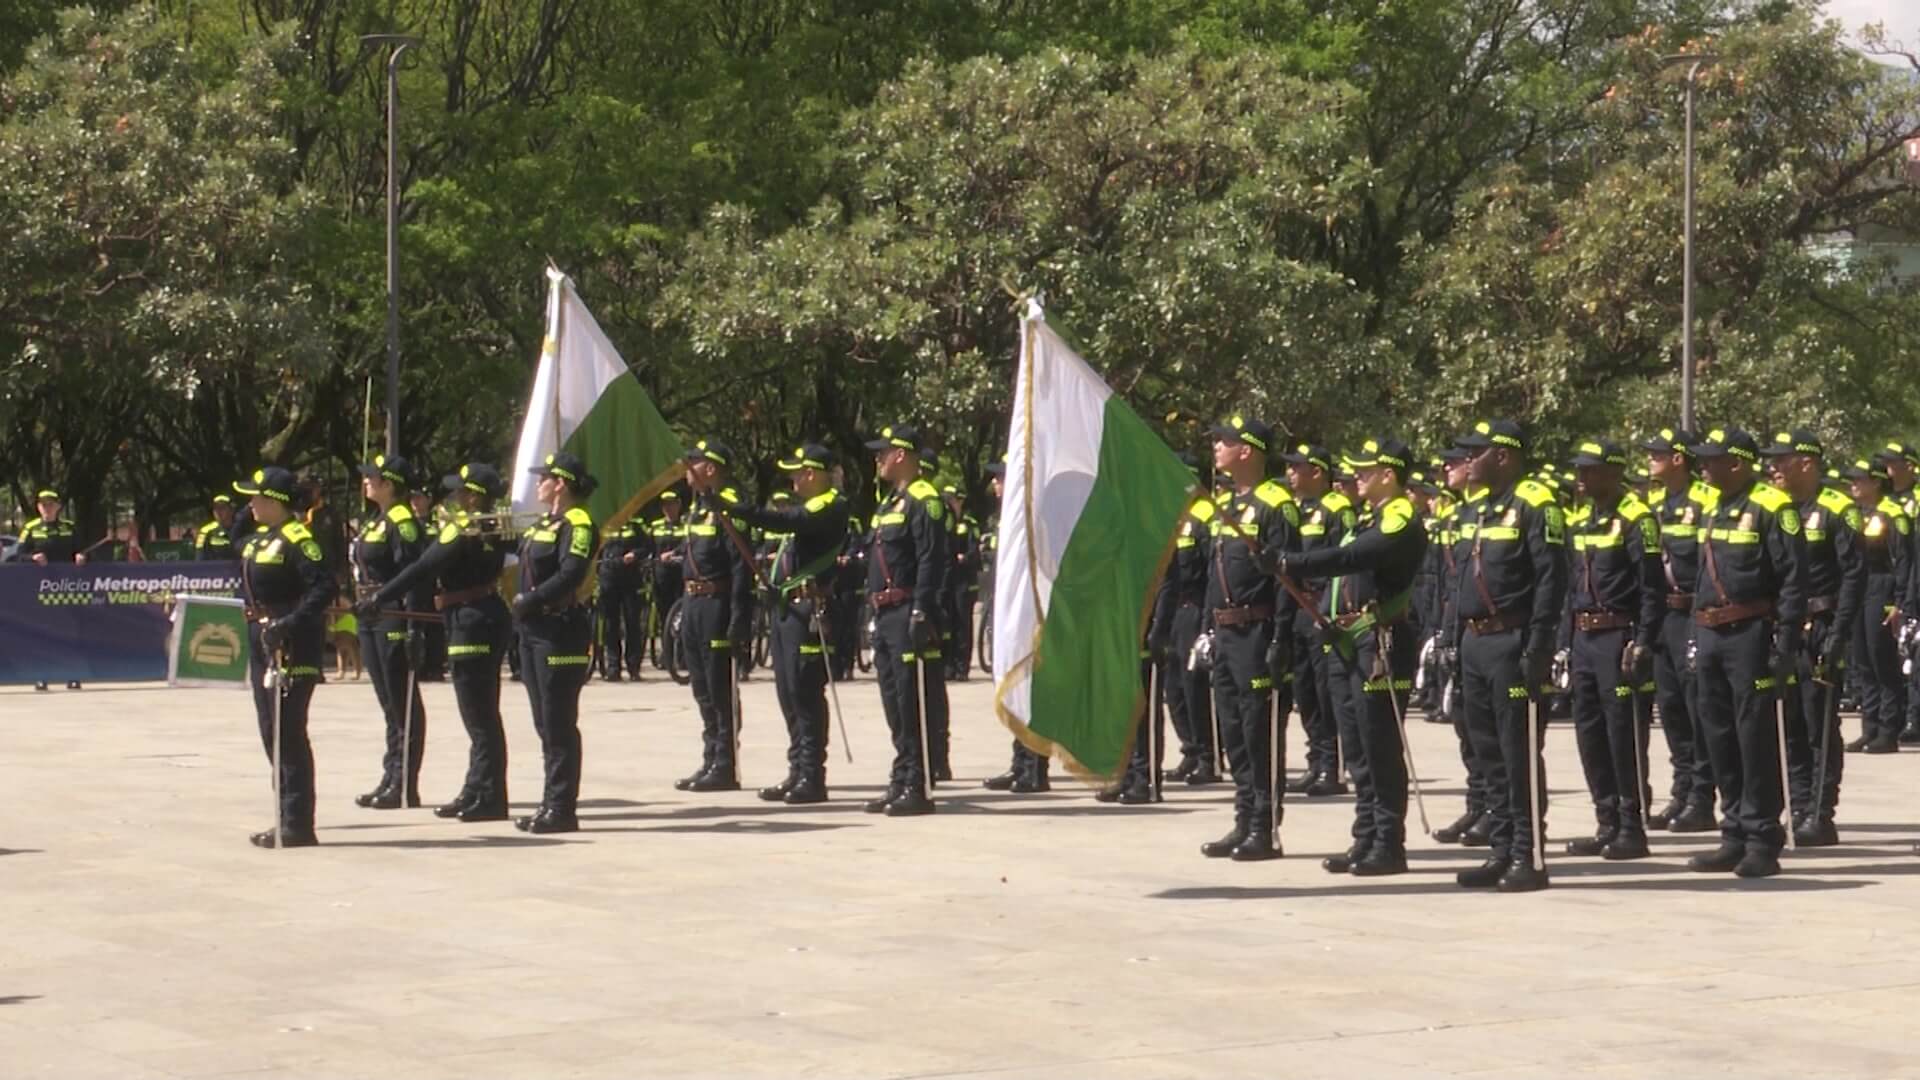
[16,486,85,690]
[1279,438,1427,876]
[511,452,600,833]
[1639,429,1718,832]
[1149,453,1219,787]
[981,461,1055,793]
[678,439,754,792]
[1761,431,1862,847]
[1443,420,1565,893]
[349,453,430,809]
[1843,457,1909,754]
[1279,443,1357,797]
[719,443,852,804]
[1196,414,1300,862]
[862,424,946,816]
[596,513,649,681]
[1561,439,1661,862]
[358,464,513,822]
[235,467,334,848]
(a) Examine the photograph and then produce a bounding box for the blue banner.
[0,562,243,684]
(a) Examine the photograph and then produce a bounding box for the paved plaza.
[6,671,1920,1079]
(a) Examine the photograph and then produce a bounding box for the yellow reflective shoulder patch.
[1379,497,1414,535]
[1542,504,1565,545]
[299,539,323,562]
[568,523,593,557]
[1778,506,1800,537]
[438,522,461,545]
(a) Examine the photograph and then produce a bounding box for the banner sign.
[0,562,243,684]
[167,594,251,688]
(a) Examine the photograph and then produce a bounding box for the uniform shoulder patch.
[281,521,315,543]
[1749,483,1793,514]
[804,491,838,514]
[1379,497,1415,535]
[1252,479,1293,509]
[1541,503,1565,545]
[564,506,595,529]
[1513,479,1555,509]
[1188,497,1217,523]
[438,522,462,545]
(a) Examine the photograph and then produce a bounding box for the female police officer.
[512,453,600,833]
[236,467,335,848]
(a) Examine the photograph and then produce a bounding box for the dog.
[331,613,363,681]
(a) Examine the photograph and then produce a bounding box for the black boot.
[434,792,476,819]
[1322,843,1369,874]
[1734,842,1781,878]
[1351,845,1409,877]
[1168,756,1198,783]
[982,770,1017,791]
[1687,837,1745,872]
[885,788,936,816]
[1646,797,1683,831]
[1866,733,1900,754]
[1201,824,1247,858]
[1497,862,1550,892]
[1305,773,1349,797]
[1185,763,1223,786]
[249,827,319,849]
[675,762,714,791]
[758,771,798,802]
[1565,821,1615,856]
[1601,825,1650,860]
[1116,781,1156,805]
[1669,802,1717,832]
[514,806,546,831]
[1844,734,1871,752]
[459,798,510,823]
[1433,808,1479,845]
[864,785,904,813]
[1093,786,1123,803]
[690,769,741,792]
[1230,824,1282,861]
[1456,855,1510,888]
[1460,811,1494,847]
[783,774,828,805]
[1285,771,1316,795]
[525,807,579,834]
[1012,759,1052,793]
[354,779,394,808]
[1902,722,1920,745]
[1793,819,1838,848]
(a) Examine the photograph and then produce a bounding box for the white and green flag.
[511,267,683,526]
[992,301,1196,779]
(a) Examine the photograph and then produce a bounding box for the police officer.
[596,514,648,681]
[1761,430,1863,848]
[981,462,1055,793]
[1279,438,1427,876]
[511,452,600,833]
[349,454,430,810]
[195,495,238,560]
[862,424,947,816]
[18,487,85,690]
[679,439,754,792]
[1445,419,1566,893]
[1279,443,1357,797]
[1148,453,1217,786]
[829,475,866,684]
[722,443,852,804]
[1560,440,1662,862]
[1844,459,1909,754]
[1873,443,1920,744]
[1687,428,1805,878]
[944,486,982,682]
[650,490,688,666]
[1430,446,1491,845]
[358,464,513,822]
[917,453,953,782]
[1196,414,1300,862]
[235,467,334,848]
[1639,429,1719,832]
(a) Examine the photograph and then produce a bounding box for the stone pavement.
[5,670,1920,1080]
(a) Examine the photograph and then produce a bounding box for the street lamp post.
[361,34,423,458]
[1664,53,1717,433]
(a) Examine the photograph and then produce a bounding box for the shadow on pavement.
[1150,875,1871,900]
[591,821,863,835]
[0,848,44,857]
[0,995,42,1006]
[320,835,579,850]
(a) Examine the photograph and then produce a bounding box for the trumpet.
[467,510,546,541]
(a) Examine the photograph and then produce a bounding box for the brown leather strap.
[1466,610,1527,635]
[1574,610,1631,632]
[1470,528,1499,618]
[684,579,723,597]
[1666,592,1694,611]
[1694,599,1774,628]
[1213,604,1275,627]
[871,587,911,609]
[1700,526,1732,606]
[435,582,496,610]
[1807,595,1837,616]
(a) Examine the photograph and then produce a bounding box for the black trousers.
[1570,627,1650,830]
[1210,619,1278,831]
[1787,613,1843,824]
[358,617,425,791]
[248,619,321,834]
[1460,626,1545,867]
[1324,626,1412,850]
[447,595,511,808]
[597,581,644,676]
[1165,605,1214,766]
[1292,609,1339,777]
[1654,609,1713,809]
[771,598,831,780]
[872,604,928,793]
[680,593,739,778]
[947,585,977,678]
[518,607,591,815]
[1695,616,1787,851]
[1125,658,1162,790]
[921,617,951,774]
[1857,575,1903,742]
[828,587,860,680]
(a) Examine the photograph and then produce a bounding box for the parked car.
[0,534,18,563]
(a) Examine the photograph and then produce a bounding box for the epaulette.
[1188,496,1217,522]
[1378,496,1416,535]
[1618,493,1650,521]
[280,520,315,543]
[1749,483,1793,514]
[564,506,595,529]
[1815,487,1853,518]
[1513,478,1556,508]
[1320,490,1353,515]
[1689,479,1720,512]
[804,490,840,513]
[1252,479,1294,508]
